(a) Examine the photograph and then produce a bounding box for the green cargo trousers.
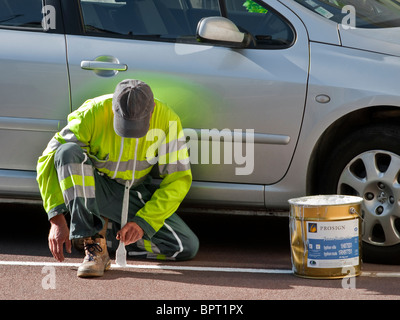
[53,142,199,261]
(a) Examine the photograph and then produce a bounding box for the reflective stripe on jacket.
[36,94,192,237]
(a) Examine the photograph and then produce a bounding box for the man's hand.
[116,222,144,246]
[48,214,71,262]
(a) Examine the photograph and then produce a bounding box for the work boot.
[77,236,111,278]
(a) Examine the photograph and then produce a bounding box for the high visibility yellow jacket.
[36,94,192,237]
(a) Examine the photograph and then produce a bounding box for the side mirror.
[196,17,252,48]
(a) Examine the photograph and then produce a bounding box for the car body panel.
[0,30,69,172]
[339,26,400,57]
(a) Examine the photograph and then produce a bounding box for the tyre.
[318,124,400,264]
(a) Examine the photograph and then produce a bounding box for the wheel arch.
[307,105,400,195]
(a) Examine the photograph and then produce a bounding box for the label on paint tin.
[307,219,359,268]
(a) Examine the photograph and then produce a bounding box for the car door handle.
[80,60,128,71]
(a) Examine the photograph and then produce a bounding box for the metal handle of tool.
[115,182,130,267]
[115,139,138,267]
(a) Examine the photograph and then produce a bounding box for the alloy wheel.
[337,150,400,247]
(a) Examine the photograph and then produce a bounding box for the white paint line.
[0,261,80,267]
[114,264,294,274]
[0,260,292,274]
[1,260,399,278]
[360,271,400,278]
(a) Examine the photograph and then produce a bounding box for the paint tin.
[288,195,363,279]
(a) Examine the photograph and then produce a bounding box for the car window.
[294,0,400,28]
[80,0,195,39]
[79,0,294,48]
[0,0,43,29]
[226,0,295,48]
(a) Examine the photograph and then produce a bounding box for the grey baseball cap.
[112,79,154,138]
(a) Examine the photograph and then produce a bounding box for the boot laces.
[84,242,103,261]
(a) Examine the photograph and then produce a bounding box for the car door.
[0,0,69,195]
[65,0,309,186]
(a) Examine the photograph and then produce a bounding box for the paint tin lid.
[288,195,363,207]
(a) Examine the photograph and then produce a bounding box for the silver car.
[1,0,400,264]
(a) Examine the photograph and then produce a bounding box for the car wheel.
[318,124,400,264]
